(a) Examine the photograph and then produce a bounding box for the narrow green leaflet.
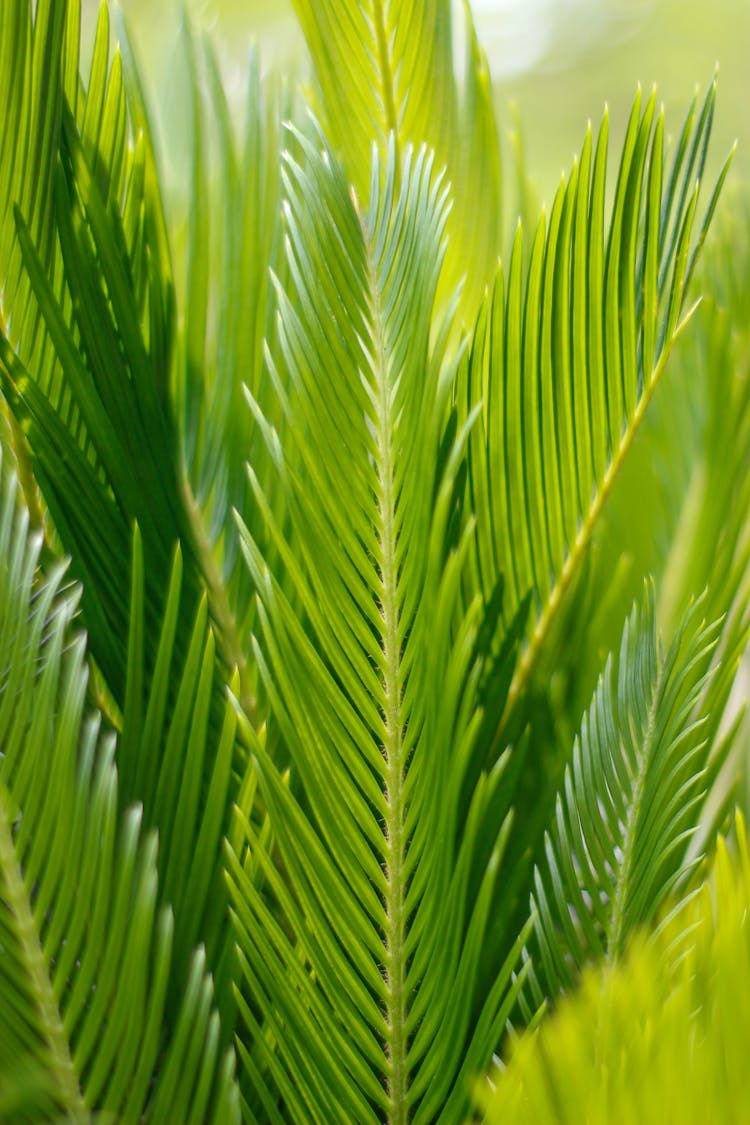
[0,9,252,995]
[459,82,731,740]
[0,455,239,1124]
[293,0,502,318]
[119,526,242,1005]
[229,129,527,1124]
[526,583,724,1005]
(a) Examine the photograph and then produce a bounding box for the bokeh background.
[83,0,748,207]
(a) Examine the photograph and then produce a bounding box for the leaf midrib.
[606,653,665,960]
[0,787,88,1122]
[496,302,699,746]
[371,0,401,169]
[365,216,408,1124]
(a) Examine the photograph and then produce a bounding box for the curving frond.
[0,453,239,1124]
[0,0,259,730]
[228,127,528,1124]
[0,5,257,1017]
[292,0,501,317]
[459,81,731,743]
[526,583,724,1004]
[480,813,750,1125]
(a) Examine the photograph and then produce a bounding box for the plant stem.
[179,474,256,726]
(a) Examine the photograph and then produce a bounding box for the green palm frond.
[0,453,239,1124]
[292,0,501,317]
[460,82,730,742]
[170,22,289,666]
[1,0,747,1119]
[226,128,528,1124]
[119,525,242,1004]
[446,82,731,966]
[547,196,750,856]
[480,813,750,1125]
[524,583,727,1007]
[0,0,258,725]
[0,0,78,373]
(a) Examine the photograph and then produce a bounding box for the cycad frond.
[0,0,258,727]
[527,583,724,1003]
[0,455,239,1124]
[292,0,501,316]
[481,813,750,1125]
[228,128,527,1124]
[460,82,730,741]
[0,6,257,1012]
[119,526,242,1004]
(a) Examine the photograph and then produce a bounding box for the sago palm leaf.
[459,81,730,743]
[523,582,734,1008]
[481,813,750,1125]
[168,21,290,674]
[449,85,731,952]
[556,195,750,758]
[0,3,257,1011]
[0,0,256,725]
[0,454,239,1124]
[292,0,501,317]
[227,127,529,1124]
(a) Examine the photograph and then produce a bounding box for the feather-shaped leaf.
[229,127,528,1124]
[459,82,731,742]
[527,583,723,1004]
[481,814,750,1125]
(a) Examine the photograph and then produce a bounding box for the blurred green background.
[86,0,748,206]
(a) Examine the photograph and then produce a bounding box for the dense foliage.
[0,1,748,1122]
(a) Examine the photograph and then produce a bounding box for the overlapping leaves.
[0,456,239,1124]
[292,0,502,318]
[0,0,255,1016]
[459,82,731,736]
[0,0,746,1122]
[481,815,750,1125]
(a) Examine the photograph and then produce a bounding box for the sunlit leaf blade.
[459,81,729,740]
[292,0,502,318]
[228,127,527,1124]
